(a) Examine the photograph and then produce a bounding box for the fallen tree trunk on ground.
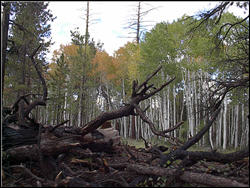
[5,127,120,162]
[127,164,248,187]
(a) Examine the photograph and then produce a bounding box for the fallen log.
[5,127,120,162]
[127,164,248,187]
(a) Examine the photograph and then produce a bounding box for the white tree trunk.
[192,71,197,137]
[161,70,168,137]
[122,78,126,138]
[182,68,194,139]
[78,96,81,127]
[230,107,235,146]
[63,89,67,121]
[218,112,222,147]
[167,85,170,133]
[240,103,245,148]
[209,125,214,150]
[234,104,239,148]
[246,115,249,147]
[173,85,176,137]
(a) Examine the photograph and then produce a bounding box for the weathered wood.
[5,128,120,162]
[160,104,223,167]
[100,121,112,129]
[127,164,248,187]
[2,125,38,150]
[169,148,249,165]
[5,141,81,163]
[57,176,95,187]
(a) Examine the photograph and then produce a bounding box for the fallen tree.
[2,50,249,186]
[127,164,248,187]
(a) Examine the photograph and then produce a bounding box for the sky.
[47,1,247,61]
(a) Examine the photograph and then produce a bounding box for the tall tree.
[125,2,158,44]
[1,2,11,95]
[79,1,90,125]
[4,2,55,107]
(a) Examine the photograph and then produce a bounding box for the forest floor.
[2,140,249,187]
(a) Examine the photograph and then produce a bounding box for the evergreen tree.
[4,2,55,107]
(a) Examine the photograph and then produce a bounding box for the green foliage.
[136,176,168,187]
[139,21,181,83]
[112,41,141,97]
[4,2,55,106]
[121,138,145,148]
[179,121,188,141]
[45,26,104,124]
[2,152,10,162]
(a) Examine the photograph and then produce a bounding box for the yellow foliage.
[113,41,141,87]
[91,50,121,85]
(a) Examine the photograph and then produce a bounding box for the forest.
[2,1,249,187]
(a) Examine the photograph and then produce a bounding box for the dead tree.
[79,65,177,136]
[123,2,159,44]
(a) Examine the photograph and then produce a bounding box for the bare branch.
[143,76,176,100]
[133,103,183,146]
[8,165,45,182]
[135,65,162,93]
[49,120,70,133]
[160,101,223,167]
[22,44,48,118]
[161,121,184,134]
[216,15,249,47]
[80,66,175,137]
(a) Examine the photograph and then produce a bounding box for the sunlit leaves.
[91,50,120,85]
[113,41,141,95]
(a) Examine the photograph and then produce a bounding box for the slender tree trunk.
[234,104,239,149]
[167,85,170,134]
[136,2,141,44]
[197,71,202,147]
[240,103,245,148]
[63,89,67,121]
[174,91,178,138]
[121,78,127,138]
[1,2,10,95]
[230,107,235,147]
[131,113,136,139]
[218,112,222,147]
[246,113,249,148]
[180,93,184,122]
[183,68,194,139]
[161,70,168,138]
[209,125,214,150]
[189,71,194,137]
[78,1,89,126]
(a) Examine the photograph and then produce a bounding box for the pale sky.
[47,1,247,61]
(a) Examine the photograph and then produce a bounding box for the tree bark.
[127,164,247,187]
[234,104,239,148]
[223,95,227,149]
